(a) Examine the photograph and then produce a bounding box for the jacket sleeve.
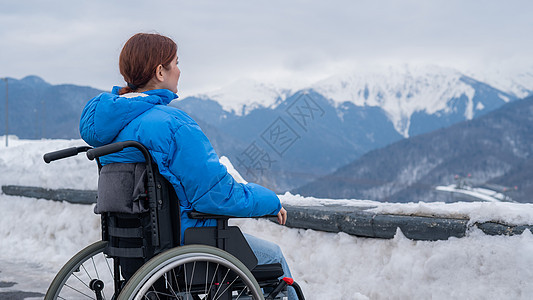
[165,123,282,217]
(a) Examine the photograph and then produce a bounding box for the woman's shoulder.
[133,105,201,142]
[132,105,208,153]
[151,105,198,127]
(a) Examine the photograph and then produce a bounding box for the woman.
[79,32,297,299]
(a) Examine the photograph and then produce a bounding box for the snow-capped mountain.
[312,65,513,137]
[196,79,292,116]
[190,64,525,138]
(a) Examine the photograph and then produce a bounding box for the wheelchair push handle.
[86,142,127,160]
[43,146,92,163]
[86,141,153,165]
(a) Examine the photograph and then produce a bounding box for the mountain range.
[0,76,101,139]
[1,65,531,194]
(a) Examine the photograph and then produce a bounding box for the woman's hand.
[277,207,288,225]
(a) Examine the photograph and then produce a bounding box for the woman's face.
[160,55,181,93]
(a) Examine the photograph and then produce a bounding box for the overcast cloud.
[1,0,532,96]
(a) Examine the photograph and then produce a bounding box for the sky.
[1,0,532,97]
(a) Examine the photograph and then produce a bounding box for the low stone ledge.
[283,204,533,240]
[2,185,97,205]
[3,185,531,241]
[283,205,469,241]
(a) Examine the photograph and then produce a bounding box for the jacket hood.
[80,87,178,146]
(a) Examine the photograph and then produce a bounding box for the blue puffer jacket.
[80,87,281,242]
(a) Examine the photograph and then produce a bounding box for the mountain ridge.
[184,64,528,138]
[292,95,533,203]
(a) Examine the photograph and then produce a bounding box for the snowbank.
[2,195,533,299]
[0,137,98,190]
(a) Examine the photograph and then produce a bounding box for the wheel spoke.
[172,267,182,295]
[235,287,247,299]
[215,275,240,300]
[105,256,113,277]
[64,283,96,299]
[204,263,220,299]
[163,271,179,298]
[92,257,100,279]
[187,261,196,295]
[204,261,209,295]
[213,268,231,299]
[81,264,93,281]
[72,272,92,290]
[90,256,108,300]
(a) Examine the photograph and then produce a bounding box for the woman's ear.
[155,64,165,82]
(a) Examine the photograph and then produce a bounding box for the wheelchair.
[42,141,305,300]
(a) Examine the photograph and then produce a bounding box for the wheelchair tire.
[118,244,264,300]
[45,241,117,300]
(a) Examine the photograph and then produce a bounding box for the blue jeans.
[244,233,298,300]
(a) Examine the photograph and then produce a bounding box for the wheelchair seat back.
[96,162,180,270]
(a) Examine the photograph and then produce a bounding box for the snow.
[435,184,510,203]
[468,66,533,99]
[0,136,97,190]
[312,64,477,137]
[197,79,292,116]
[2,138,533,299]
[220,155,248,184]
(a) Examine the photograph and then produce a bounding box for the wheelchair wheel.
[45,241,117,300]
[118,244,264,300]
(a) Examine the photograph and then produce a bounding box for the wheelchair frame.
[43,141,305,300]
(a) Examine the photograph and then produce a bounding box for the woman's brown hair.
[118,33,177,95]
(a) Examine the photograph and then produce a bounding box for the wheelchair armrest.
[188,211,277,220]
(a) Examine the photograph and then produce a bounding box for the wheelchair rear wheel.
[118,244,264,300]
[45,241,117,300]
